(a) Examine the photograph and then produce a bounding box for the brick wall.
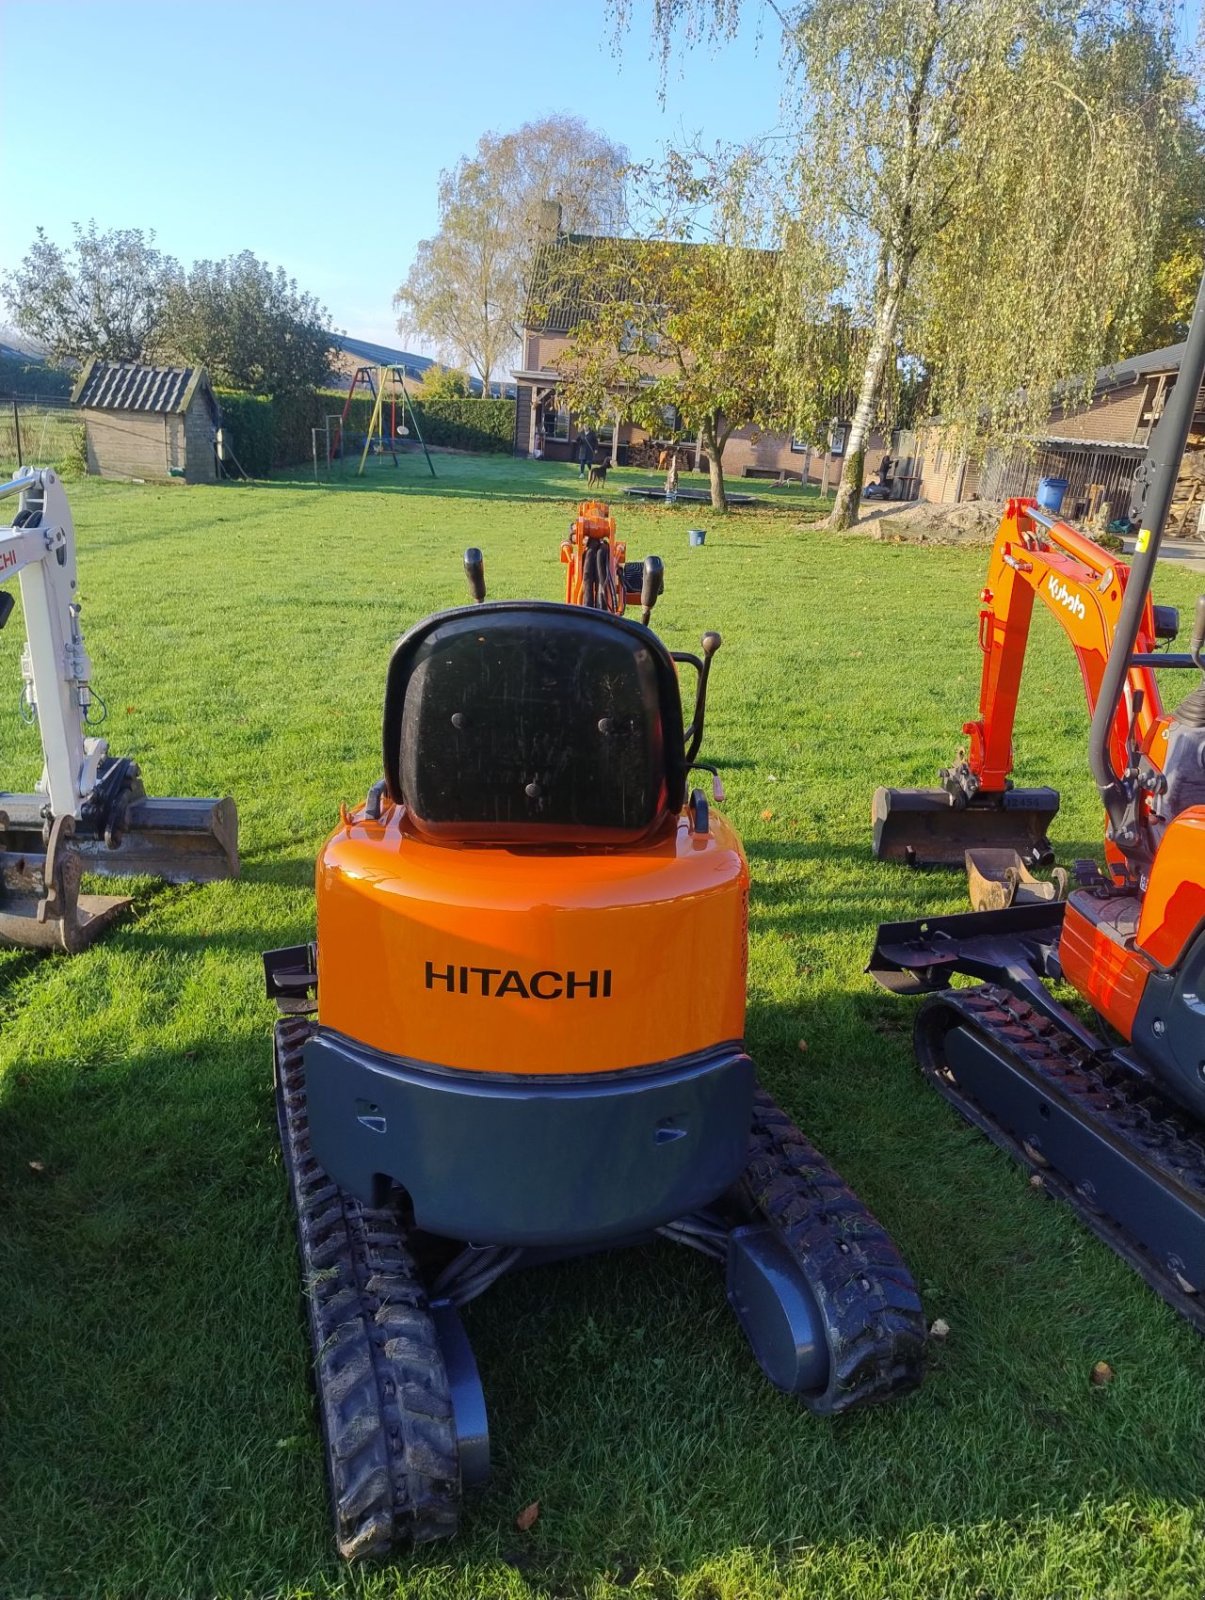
[183,396,217,483]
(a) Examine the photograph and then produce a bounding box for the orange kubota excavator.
[869,262,1205,1330]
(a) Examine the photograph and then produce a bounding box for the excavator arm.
[873,492,1183,869]
[0,467,238,952]
[955,499,1169,797]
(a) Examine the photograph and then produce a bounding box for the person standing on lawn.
[575,427,598,478]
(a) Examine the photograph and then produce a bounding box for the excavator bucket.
[74,795,240,884]
[0,789,239,887]
[965,848,1069,913]
[871,785,1060,869]
[0,814,129,954]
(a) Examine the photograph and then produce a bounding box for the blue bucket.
[1036,476,1069,513]
[688,527,706,547]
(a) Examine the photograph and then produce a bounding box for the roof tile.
[75,362,198,414]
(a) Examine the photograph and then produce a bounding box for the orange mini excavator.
[869,262,1205,1330]
[560,498,665,619]
[266,528,924,1559]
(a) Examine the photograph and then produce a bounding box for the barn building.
[71,359,220,483]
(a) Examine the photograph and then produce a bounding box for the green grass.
[0,405,86,479]
[1,452,1203,1600]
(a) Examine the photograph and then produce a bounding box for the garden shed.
[71,359,220,483]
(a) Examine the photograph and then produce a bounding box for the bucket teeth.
[871,785,1060,869]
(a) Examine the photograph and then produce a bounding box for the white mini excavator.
[0,467,237,952]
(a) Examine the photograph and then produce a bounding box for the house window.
[828,424,847,456]
[619,316,661,354]
[790,436,810,454]
[542,403,570,442]
[653,405,681,442]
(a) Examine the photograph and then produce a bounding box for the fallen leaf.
[761,808,775,821]
[929,1317,950,1341]
[27,1159,45,1174]
[125,705,137,715]
[515,1500,540,1532]
[1090,1361,1114,1387]
[797,1040,809,1053]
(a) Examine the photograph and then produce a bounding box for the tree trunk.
[828,276,904,531]
[702,416,728,512]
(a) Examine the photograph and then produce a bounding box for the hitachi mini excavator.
[869,263,1205,1330]
[265,511,925,1559]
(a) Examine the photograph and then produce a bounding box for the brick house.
[513,224,885,491]
[72,359,220,483]
[917,340,1205,534]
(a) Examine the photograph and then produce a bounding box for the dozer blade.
[0,814,130,954]
[75,795,240,884]
[867,900,1065,997]
[965,848,1070,913]
[871,785,1060,868]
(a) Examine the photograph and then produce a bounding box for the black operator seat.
[382,602,687,845]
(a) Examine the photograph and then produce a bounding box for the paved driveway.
[1123,537,1205,575]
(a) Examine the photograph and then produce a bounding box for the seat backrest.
[382,601,687,843]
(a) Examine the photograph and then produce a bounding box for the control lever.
[640,556,664,625]
[463,547,486,604]
[673,631,722,765]
[1191,593,1205,669]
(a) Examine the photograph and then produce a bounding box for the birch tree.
[623,0,1192,528]
[394,116,628,395]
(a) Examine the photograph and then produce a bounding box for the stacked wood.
[1169,439,1205,540]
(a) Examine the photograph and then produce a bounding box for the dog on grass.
[587,460,609,488]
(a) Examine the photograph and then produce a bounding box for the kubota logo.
[1047,574,1086,621]
[425,961,613,999]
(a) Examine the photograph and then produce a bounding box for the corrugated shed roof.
[72,360,211,414]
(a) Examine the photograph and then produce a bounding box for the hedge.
[408,398,513,454]
[214,390,275,477]
[215,386,515,475]
[0,353,75,401]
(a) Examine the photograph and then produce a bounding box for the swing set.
[334,365,436,478]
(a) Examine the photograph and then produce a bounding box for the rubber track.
[274,1017,460,1559]
[915,984,1205,1333]
[739,1088,927,1415]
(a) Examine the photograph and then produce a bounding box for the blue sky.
[0,0,786,350]
[2,0,1200,355]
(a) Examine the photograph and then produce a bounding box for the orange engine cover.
[1059,894,1151,1040]
[1138,806,1205,970]
[315,802,749,1074]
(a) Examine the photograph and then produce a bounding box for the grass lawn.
[1,451,1203,1600]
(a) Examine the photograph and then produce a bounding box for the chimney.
[538,200,563,239]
